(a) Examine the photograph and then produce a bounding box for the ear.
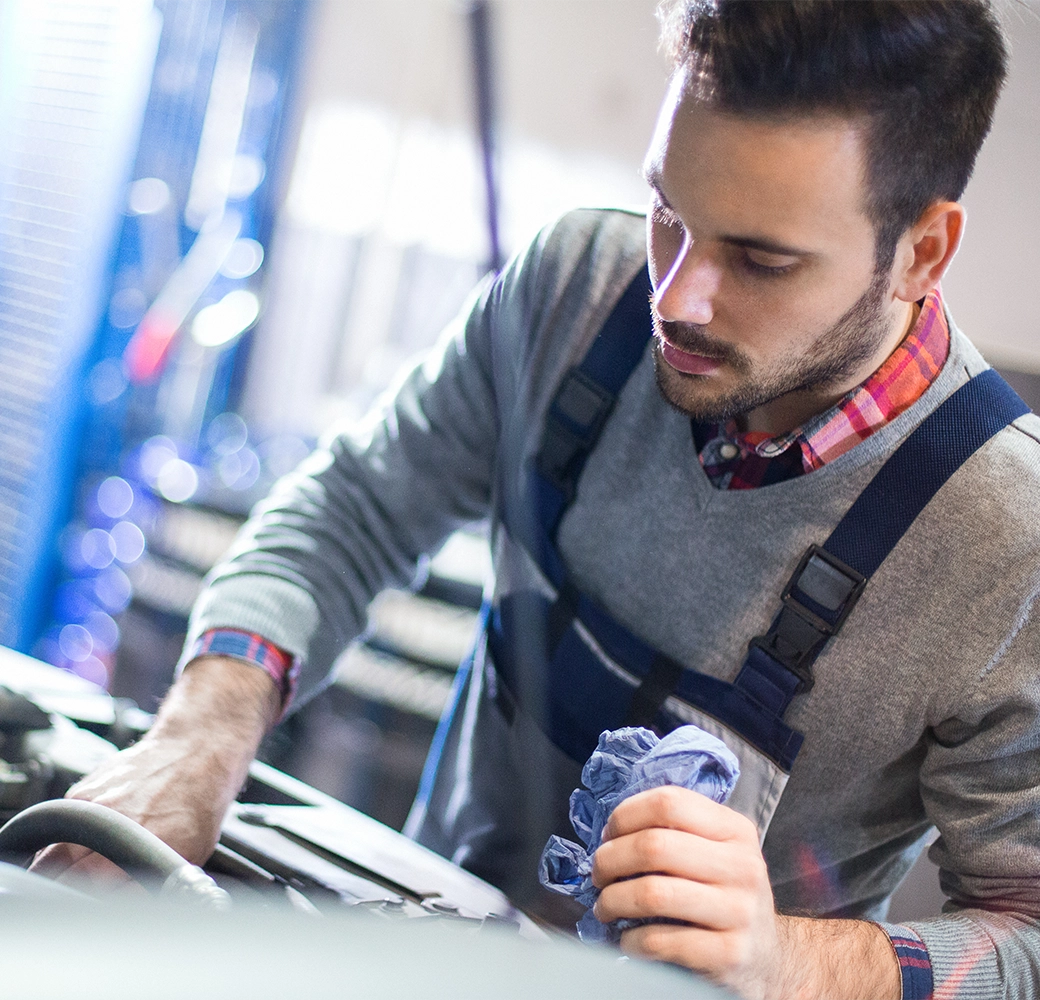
[892,201,966,303]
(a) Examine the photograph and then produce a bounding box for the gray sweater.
[187,209,1040,999]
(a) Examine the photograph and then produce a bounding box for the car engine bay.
[0,646,536,933]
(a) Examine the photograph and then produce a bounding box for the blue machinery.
[0,2,308,676]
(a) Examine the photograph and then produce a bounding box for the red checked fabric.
[696,287,951,490]
[188,628,299,717]
[884,925,934,1000]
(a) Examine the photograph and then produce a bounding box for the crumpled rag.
[538,724,740,943]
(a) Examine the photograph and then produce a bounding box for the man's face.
[644,74,911,433]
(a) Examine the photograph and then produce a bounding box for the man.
[37,2,1040,998]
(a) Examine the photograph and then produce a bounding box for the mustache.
[654,317,742,366]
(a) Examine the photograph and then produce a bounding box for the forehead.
[645,74,875,253]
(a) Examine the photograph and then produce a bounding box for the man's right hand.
[29,654,281,885]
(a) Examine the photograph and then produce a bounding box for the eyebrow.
[642,164,815,260]
[720,234,812,258]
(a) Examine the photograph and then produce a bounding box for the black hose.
[0,799,192,886]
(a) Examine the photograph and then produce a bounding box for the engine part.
[0,649,536,930]
[0,686,51,735]
[0,656,124,818]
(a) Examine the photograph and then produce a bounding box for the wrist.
[154,654,281,745]
[184,629,298,716]
[773,914,901,1000]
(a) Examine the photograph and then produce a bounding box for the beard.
[651,268,891,424]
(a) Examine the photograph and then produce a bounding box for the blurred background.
[0,0,1036,913]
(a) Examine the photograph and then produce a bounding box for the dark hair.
[658,0,1009,266]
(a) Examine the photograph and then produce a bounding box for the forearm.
[773,915,901,1000]
[188,278,503,705]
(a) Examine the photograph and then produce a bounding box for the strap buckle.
[781,544,866,633]
[536,370,615,497]
[748,545,866,693]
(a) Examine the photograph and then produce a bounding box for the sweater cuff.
[182,572,329,705]
[895,912,1013,1000]
[876,922,934,1000]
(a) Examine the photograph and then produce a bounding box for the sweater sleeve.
[879,594,1040,1000]
[179,232,544,706]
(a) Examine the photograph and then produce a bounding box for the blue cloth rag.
[538,724,740,943]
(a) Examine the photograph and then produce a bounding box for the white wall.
[295,0,667,161]
[944,3,1040,371]
[288,0,1038,366]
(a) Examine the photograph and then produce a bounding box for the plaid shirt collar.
[697,286,950,489]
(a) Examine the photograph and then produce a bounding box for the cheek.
[724,271,873,361]
[704,276,826,365]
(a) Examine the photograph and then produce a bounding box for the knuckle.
[637,827,670,866]
[716,932,748,971]
[737,852,769,890]
[733,811,759,843]
[635,876,672,913]
[628,923,669,958]
[642,925,670,954]
[655,785,689,826]
[728,894,756,929]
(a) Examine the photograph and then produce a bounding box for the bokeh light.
[96,476,134,518]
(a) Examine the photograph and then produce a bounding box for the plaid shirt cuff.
[188,629,299,719]
[878,922,934,1000]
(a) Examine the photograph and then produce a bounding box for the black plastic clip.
[536,369,615,498]
[748,545,867,693]
[782,544,866,633]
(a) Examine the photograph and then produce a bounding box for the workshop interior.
[0,0,1038,992]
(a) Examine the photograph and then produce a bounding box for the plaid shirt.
[194,292,951,702]
[696,288,950,490]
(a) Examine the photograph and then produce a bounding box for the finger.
[603,786,756,845]
[60,856,145,896]
[595,873,742,930]
[620,921,747,978]
[31,844,142,895]
[66,782,219,867]
[592,826,745,889]
[28,842,93,879]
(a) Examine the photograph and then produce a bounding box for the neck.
[744,298,918,436]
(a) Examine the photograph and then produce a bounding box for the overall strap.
[829,368,1029,575]
[532,266,653,586]
[741,368,1031,711]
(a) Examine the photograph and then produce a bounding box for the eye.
[650,199,682,230]
[737,249,799,278]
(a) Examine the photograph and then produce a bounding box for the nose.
[652,238,721,326]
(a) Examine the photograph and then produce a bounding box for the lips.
[659,337,722,376]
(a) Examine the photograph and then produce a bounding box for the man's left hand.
[591,786,900,1000]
